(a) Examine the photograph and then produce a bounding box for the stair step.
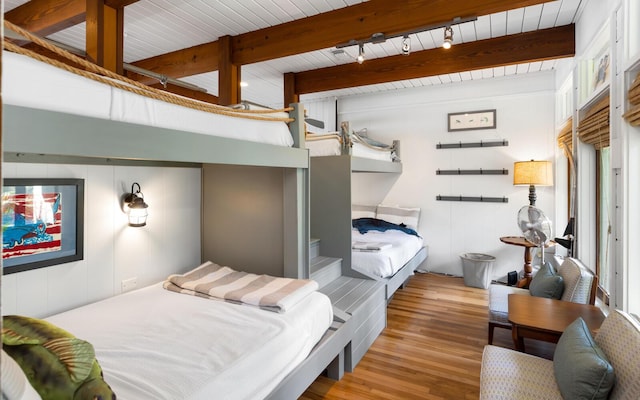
[311,256,342,289]
[310,238,321,259]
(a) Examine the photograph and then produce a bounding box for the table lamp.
[513,160,553,206]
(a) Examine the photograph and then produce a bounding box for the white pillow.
[376,205,420,230]
[1,350,42,400]
[352,204,376,219]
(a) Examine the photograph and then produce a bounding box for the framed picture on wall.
[448,109,497,131]
[2,178,84,275]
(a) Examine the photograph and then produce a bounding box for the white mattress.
[45,282,332,400]
[352,230,424,278]
[3,51,293,147]
[351,142,394,162]
[306,135,342,156]
[305,135,394,161]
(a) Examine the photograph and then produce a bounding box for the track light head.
[401,36,411,56]
[443,26,453,49]
[357,44,365,64]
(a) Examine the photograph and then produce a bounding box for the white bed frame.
[2,101,350,399]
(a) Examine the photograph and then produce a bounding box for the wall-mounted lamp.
[356,44,365,64]
[442,26,454,49]
[122,182,149,227]
[401,36,411,56]
[513,160,553,206]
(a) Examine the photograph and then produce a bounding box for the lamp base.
[528,184,537,206]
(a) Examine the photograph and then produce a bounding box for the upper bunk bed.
[2,23,307,170]
[305,121,402,173]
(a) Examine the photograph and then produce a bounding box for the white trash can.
[460,253,495,289]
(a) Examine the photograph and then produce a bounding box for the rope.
[350,131,393,152]
[3,20,294,123]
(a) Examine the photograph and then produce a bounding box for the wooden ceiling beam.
[124,0,555,82]
[293,24,575,95]
[232,0,557,65]
[5,0,86,36]
[86,0,124,74]
[4,0,138,37]
[126,42,220,85]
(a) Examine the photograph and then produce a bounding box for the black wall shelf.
[436,195,508,203]
[436,168,508,175]
[436,139,509,149]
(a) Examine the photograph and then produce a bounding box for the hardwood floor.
[300,272,554,400]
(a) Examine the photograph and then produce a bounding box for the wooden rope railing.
[3,20,294,123]
[350,131,393,152]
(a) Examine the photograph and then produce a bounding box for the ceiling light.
[443,26,453,49]
[357,44,365,64]
[240,81,248,87]
[402,36,411,56]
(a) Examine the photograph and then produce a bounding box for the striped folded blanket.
[163,261,319,313]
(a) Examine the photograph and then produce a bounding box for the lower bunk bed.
[351,205,428,300]
[2,262,343,400]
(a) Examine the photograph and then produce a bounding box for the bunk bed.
[351,206,428,299]
[308,125,426,302]
[306,122,399,162]
[36,274,333,400]
[1,23,350,400]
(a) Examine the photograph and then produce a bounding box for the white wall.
[1,162,201,318]
[330,72,558,280]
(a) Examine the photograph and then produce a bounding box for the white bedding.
[352,230,424,278]
[305,135,394,161]
[305,133,342,156]
[45,282,332,400]
[351,142,394,162]
[3,51,294,147]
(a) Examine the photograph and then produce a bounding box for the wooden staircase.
[310,238,342,289]
[267,239,387,399]
[309,238,386,372]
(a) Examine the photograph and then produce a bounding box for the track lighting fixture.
[336,16,476,63]
[443,26,453,49]
[357,44,365,64]
[401,36,411,56]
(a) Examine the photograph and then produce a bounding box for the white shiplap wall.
[1,163,201,318]
[332,71,558,280]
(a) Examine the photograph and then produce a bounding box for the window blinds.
[623,72,640,126]
[577,95,610,150]
[557,118,573,157]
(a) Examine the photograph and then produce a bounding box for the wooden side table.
[507,294,605,352]
[499,236,538,288]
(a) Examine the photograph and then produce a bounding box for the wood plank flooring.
[300,272,554,400]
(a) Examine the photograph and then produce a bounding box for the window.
[597,147,611,303]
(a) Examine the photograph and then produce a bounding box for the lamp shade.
[513,160,553,186]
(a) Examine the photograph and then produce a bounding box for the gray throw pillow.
[553,317,615,400]
[529,261,564,299]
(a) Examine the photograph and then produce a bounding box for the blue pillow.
[529,261,564,299]
[554,317,615,400]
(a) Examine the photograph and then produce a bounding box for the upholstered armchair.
[487,257,597,344]
[480,309,640,399]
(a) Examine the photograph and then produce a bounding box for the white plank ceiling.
[4,0,584,108]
